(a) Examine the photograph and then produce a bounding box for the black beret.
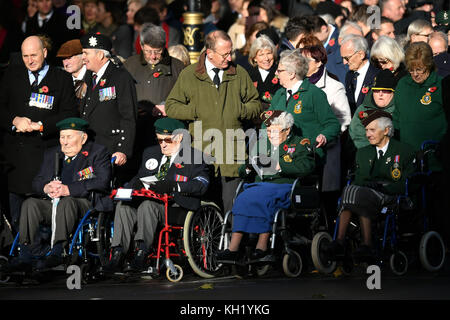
[260,110,284,127]
[359,109,392,127]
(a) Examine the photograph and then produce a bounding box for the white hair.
[341,34,369,57]
[376,117,394,137]
[371,35,405,70]
[269,112,295,130]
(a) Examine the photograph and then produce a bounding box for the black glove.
[256,154,272,168]
[364,181,384,192]
[150,180,177,194]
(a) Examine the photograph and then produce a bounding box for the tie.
[212,68,220,88]
[92,74,97,90]
[156,156,171,180]
[65,156,75,164]
[31,71,39,89]
[378,150,384,159]
[350,71,359,96]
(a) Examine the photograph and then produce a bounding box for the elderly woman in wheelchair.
[325,109,417,263]
[216,110,316,264]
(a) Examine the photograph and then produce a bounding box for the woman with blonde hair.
[370,35,407,85]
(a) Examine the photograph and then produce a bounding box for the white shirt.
[93,60,110,85]
[258,68,270,82]
[354,60,370,102]
[324,24,336,48]
[286,80,303,101]
[73,65,87,84]
[376,140,390,159]
[38,11,53,27]
[205,56,223,87]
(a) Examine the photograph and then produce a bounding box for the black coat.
[80,61,138,158]
[0,63,78,194]
[127,145,210,211]
[32,141,113,212]
[345,62,379,116]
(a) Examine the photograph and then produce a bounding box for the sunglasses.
[157,137,174,144]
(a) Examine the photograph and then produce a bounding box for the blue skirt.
[232,182,292,233]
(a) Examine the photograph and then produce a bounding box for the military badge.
[145,158,158,170]
[283,154,292,163]
[29,92,54,110]
[88,36,97,47]
[391,168,401,180]
[175,174,188,182]
[420,92,432,105]
[300,138,310,145]
[293,101,302,114]
[99,86,116,101]
[78,166,95,180]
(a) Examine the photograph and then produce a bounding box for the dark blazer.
[247,63,281,113]
[326,46,348,85]
[32,141,113,212]
[80,60,138,158]
[345,62,379,115]
[127,145,210,211]
[0,63,78,194]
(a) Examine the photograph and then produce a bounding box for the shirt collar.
[287,80,303,94]
[93,60,110,82]
[356,59,370,76]
[376,140,390,157]
[38,10,53,23]
[73,65,87,81]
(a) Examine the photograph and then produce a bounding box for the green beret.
[56,117,89,132]
[435,11,449,25]
[154,117,185,134]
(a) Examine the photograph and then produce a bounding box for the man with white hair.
[341,34,380,115]
[429,31,450,77]
[80,33,137,178]
[327,109,416,261]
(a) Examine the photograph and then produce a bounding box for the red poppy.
[175,163,182,168]
[82,151,89,156]
[359,111,364,119]
[99,79,106,87]
[328,38,335,47]
[41,86,49,93]
[153,72,161,78]
[361,87,369,94]
[283,144,288,151]
[264,91,271,99]
[253,81,258,87]
[265,110,273,117]
[271,77,278,84]
[293,94,299,100]
[429,87,437,92]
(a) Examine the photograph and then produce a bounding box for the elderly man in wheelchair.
[104,118,211,274]
[325,109,417,263]
[3,118,113,273]
[216,110,316,264]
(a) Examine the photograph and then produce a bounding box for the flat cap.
[56,117,89,132]
[359,109,392,127]
[81,33,112,52]
[56,39,83,58]
[154,117,186,134]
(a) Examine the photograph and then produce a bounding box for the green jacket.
[268,79,340,159]
[165,52,261,177]
[353,138,416,195]
[349,91,396,149]
[239,133,316,184]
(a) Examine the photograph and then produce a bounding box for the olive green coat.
[165,52,261,177]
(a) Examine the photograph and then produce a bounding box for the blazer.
[127,145,210,211]
[80,60,138,158]
[345,62,379,115]
[32,141,113,212]
[0,63,78,194]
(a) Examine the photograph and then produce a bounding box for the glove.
[256,154,272,168]
[150,180,177,194]
[364,181,384,192]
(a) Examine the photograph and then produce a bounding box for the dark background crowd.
[0,0,449,256]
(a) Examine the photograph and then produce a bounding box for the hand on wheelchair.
[149,180,177,194]
[364,181,386,192]
[255,154,272,168]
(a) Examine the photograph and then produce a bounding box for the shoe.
[103,247,124,273]
[353,245,374,262]
[2,258,32,274]
[35,254,64,271]
[216,249,238,263]
[251,249,268,260]
[324,240,345,260]
[130,249,148,272]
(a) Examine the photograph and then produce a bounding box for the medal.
[283,154,292,163]
[293,101,302,114]
[420,92,432,105]
[391,168,401,180]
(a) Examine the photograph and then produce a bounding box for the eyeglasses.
[415,33,432,38]
[409,68,427,75]
[342,51,358,62]
[267,128,288,134]
[213,49,233,60]
[142,48,163,56]
[157,137,174,144]
[275,69,288,74]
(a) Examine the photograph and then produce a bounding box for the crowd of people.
[0,0,449,275]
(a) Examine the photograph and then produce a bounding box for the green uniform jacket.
[349,91,396,149]
[165,52,261,177]
[353,138,416,195]
[268,78,340,159]
[239,134,316,184]
[393,71,447,151]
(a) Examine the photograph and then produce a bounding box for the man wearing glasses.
[104,117,211,273]
[341,34,379,116]
[165,30,261,216]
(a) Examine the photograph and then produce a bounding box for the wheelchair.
[106,188,225,282]
[311,140,447,276]
[217,174,329,278]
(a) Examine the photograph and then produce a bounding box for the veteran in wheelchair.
[216,111,317,270]
[323,109,417,265]
[104,118,212,274]
[2,118,113,274]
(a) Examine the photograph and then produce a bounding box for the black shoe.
[216,249,238,263]
[251,249,268,260]
[35,254,64,271]
[103,247,124,273]
[130,249,148,272]
[2,258,32,274]
[325,240,345,260]
[353,245,373,262]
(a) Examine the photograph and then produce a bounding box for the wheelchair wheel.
[0,255,10,283]
[96,211,113,266]
[282,250,303,278]
[166,264,183,282]
[183,202,224,278]
[389,251,408,276]
[311,232,337,274]
[419,231,446,272]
